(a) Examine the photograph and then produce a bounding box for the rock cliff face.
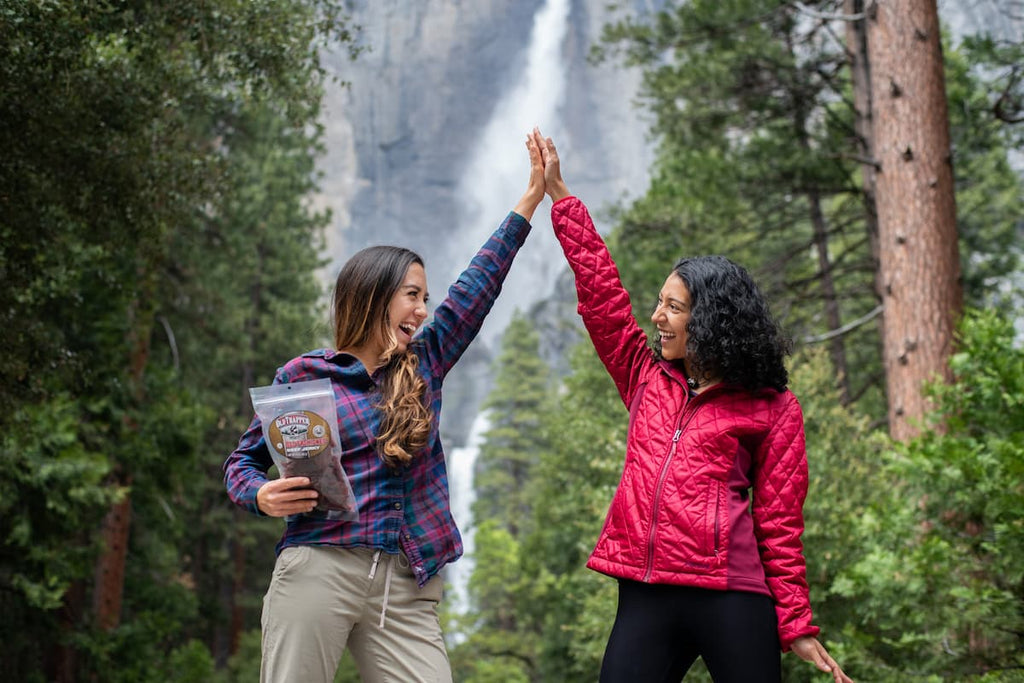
[315,0,659,445]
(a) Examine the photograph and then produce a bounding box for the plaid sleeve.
[223,413,274,515]
[223,363,299,515]
[418,211,531,377]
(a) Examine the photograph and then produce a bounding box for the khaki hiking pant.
[260,545,452,683]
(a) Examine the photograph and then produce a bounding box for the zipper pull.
[673,429,682,442]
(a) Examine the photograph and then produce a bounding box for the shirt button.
[393,502,402,510]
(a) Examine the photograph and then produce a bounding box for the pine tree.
[866,0,963,440]
[453,311,553,681]
[0,2,355,678]
[472,312,552,536]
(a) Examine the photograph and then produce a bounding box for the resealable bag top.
[249,378,358,522]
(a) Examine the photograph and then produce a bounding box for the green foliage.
[596,0,886,414]
[596,0,1022,421]
[452,311,552,678]
[225,629,263,683]
[452,318,629,682]
[831,308,1024,679]
[165,640,224,683]
[453,521,536,683]
[959,33,1024,149]
[0,395,118,610]
[943,41,1023,306]
[0,0,355,679]
[473,311,553,534]
[788,348,890,681]
[519,342,627,681]
[332,650,362,683]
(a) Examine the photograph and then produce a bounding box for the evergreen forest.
[1,1,1021,681]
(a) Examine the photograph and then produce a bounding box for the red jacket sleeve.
[550,196,654,406]
[752,391,820,650]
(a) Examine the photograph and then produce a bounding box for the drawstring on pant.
[369,549,381,581]
[379,560,394,629]
[368,549,399,629]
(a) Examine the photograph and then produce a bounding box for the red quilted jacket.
[552,196,820,651]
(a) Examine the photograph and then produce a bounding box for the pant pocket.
[270,545,312,582]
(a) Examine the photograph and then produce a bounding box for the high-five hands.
[530,127,570,202]
[514,127,572,222]
[513,128,547,222]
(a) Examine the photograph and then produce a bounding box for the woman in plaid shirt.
[224,130,545,683]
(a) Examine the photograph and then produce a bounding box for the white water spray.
[445,409,491,618]
[445,0,572,346]
[445,0,571,630]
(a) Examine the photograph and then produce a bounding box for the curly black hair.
[654,255,791,392]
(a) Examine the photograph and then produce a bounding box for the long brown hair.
[332,246,432,467]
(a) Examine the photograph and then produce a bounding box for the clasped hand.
[513,127,570,220]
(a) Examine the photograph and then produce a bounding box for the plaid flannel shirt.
[224,211,531,586]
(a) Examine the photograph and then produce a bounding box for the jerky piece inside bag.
[250,378,357,521]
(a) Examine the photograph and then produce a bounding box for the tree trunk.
[787,21,850,403]
[866,0,963,441]
[808,188,851,404]
[92,261,158,630]
[846,0,879,253]
[845,0,887,403]
[50,580,85,682]
[92,488,133,630]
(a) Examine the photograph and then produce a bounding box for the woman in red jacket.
[534,130,851,683]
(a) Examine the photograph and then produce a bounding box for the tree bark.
[845,0,887,402]
[866,0,963,441]
[92,489,133,631]
[808,187,851,404]
[50,580,85,682]
[92,261,157,630]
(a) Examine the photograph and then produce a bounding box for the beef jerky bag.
[249,378,358,522]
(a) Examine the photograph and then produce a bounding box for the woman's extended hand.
[791,636,853,683]
[256,477,319,517]
[534,128,569,202]
[512,128,547,221]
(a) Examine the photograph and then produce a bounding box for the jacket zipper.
[643,385,706,582]
[643,427,681,582]
[712,480,721,557]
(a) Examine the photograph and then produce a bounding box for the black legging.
[599,580,781,683]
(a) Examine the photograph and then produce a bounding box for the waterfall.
[445,0,572,634]
[444,409,490,619]
[444,0,572,346]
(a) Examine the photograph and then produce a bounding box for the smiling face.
[332,246,428,371]
[651,272,692,365]
[385,262,429,355]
